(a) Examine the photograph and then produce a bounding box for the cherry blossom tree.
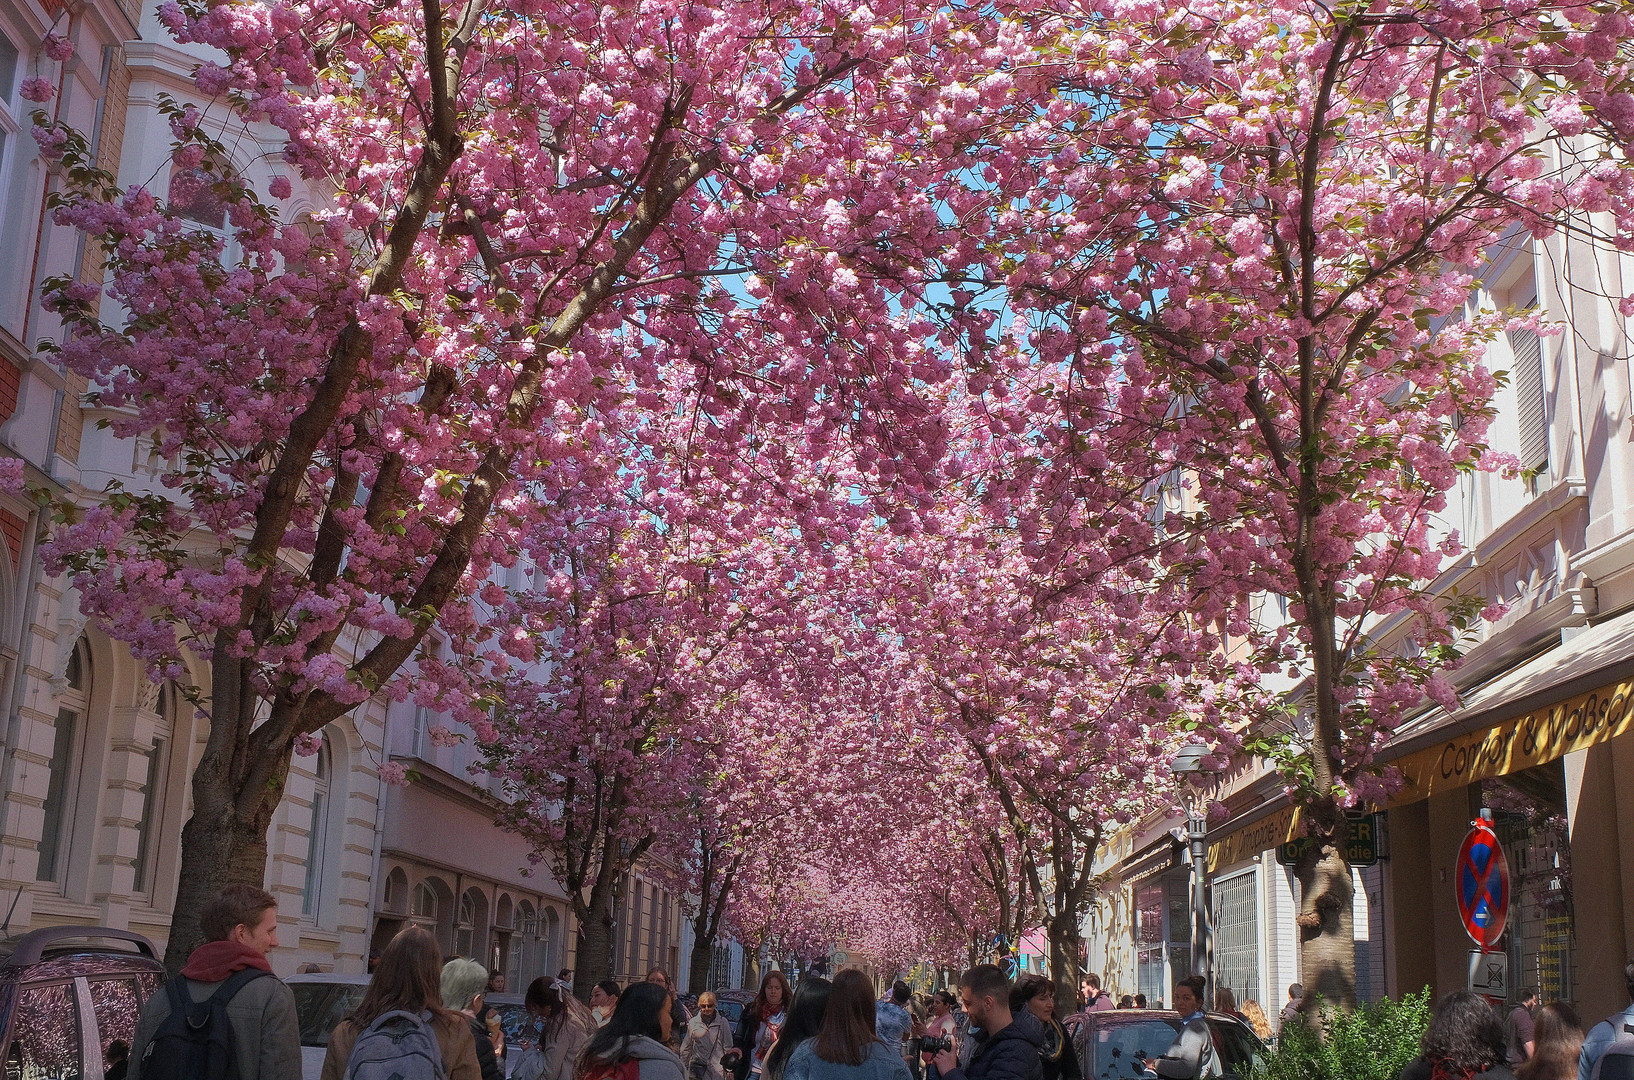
[932,0,1634,1006]
[21,0,1005,969]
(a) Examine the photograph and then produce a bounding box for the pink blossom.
[19,77,53,103]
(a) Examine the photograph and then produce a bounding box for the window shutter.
[1509,329,1548,476]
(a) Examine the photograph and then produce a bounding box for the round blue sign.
[1455,821,1509,948]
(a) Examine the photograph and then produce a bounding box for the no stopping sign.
[1455,817,1510,948]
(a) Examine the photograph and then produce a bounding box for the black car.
[1065,1009,1266,1080]
[0,926,166,1079]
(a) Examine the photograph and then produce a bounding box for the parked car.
[289,970,371,1080]
[712,988,755,1027]
[487,991,532,1059]
[1066,1008,1266,1080]
[0,925,165,1079]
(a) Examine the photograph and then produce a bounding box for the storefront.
[1197,609,1634,1020]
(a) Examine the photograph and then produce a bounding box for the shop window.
[38,640,89,883]
[1211,870,1261,1007]
[1483,763,1575,1004]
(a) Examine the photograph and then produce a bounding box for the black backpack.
[139,967,271,1080]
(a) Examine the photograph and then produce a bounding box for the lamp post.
[1171,742,1216,1009]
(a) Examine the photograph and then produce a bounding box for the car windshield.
[496,1003,538,1052]
[1083,1019,1183,1080]
[291,982,370,1047]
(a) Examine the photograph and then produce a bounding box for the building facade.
[1086,213,1634,1025]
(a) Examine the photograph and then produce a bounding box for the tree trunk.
[1294,832,1355,1012]
[1047,916,1083,1017]
[163,650,298,974]
[689,933,715,996]
[574,880,619,1001]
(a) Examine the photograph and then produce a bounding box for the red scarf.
[180,940,273,983]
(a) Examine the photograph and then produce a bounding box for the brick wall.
[0,508,25,573]
[0,357,19,425]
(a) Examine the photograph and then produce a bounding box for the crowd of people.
[109,883,1634,1080]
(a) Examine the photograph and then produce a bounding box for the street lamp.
[1170,742,1216,1009]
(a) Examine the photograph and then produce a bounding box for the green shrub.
[1251,988,1431,1080]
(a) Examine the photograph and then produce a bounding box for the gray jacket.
[129,970,302,1080]
[624,1035,691,1080]
[1151,1015,1219,1079]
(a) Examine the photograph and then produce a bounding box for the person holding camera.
[929,966,1043,1080]
[920,993,959,1080]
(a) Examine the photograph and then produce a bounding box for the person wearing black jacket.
[930,966,1044,1080]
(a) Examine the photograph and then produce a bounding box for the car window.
[4,981,83,1080]
[717,1002,743,1025]
[290,982,369,1048]
[88,975,160,1064]
[496,1004,537,1053]
[1084,1020,1183,1080]
[1206,1020,1262,1079]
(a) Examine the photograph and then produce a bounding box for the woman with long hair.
[579,981,688,1080]
[1009,975,1079,1080]
[782,970,911,1080]
[1239,1000,1273,1043]
[1516,1003,1583,1080]
[319,926,483,1080]
[1397,991,1517,1080]
[762,977,833,1080]
[513,977,597,1080]
[736,970,794,1080]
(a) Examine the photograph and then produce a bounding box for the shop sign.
[1468,949,1508,998]
[1455,817,1510,948]
[1207,805,1299,872]
[1387,675,1634,808]
[1274,813,1380,868]
[1122,839,1182,886]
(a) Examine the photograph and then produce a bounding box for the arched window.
[455,887,487,960]
[37,640,88,882]
[383,868,409,914]
[132,681,177,894]
[412,881,438,921]
[302,735,332,917]
[167,167,227,229]
[509,901,536,988]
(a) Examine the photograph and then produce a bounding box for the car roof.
[286,971,372,984]
[0,926,163,971]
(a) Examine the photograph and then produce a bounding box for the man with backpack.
[129,884,301,1080]
[1580,959,1634,1080]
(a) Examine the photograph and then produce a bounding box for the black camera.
[921,1035,955,1056]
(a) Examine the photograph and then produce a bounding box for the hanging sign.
[1454,817,1510,948]
[1275,813,1381,868]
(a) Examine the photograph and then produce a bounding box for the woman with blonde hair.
[320,926,482,1080]
[1239,1000,1273,1043]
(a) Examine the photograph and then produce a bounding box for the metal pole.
[1188,809,1212,1008]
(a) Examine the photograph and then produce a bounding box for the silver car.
[289,970,371,1080]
